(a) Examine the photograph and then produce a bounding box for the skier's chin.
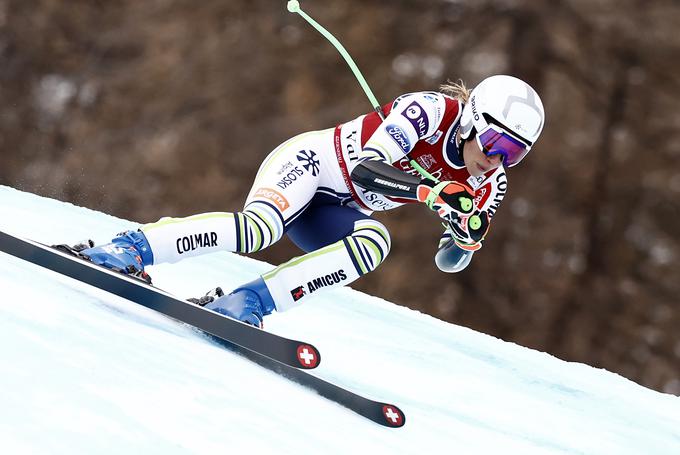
[467,162,486,177]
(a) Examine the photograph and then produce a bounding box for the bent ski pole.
[286,0,384,119]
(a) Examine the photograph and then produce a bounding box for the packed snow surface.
[1,186,679,454]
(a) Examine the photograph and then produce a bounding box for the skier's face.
[461,132,503,177]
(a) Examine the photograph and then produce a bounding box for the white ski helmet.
[459,75,545,167]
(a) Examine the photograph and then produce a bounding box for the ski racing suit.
[139,91,507,312]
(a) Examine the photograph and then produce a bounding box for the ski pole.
[286,0,385,120]
[286,1,439,182]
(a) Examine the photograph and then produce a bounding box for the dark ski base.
[210,336,405,427]
[0,230,405,427]
[0,230,320,370]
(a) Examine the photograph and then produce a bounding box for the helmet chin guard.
[459,75,545,167]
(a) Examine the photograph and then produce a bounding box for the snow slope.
[1,185,679,454]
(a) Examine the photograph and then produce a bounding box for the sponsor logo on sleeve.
[372,178,412,192]
[345,129,359,162]
[290,286,306,301]
[276,161,294,175]
[423,93,439,103]
[176,232,218,254]
[360,188,400,211]
[296,149,320,176]
[254,187,290,211]
[401,100,429,137]
[290,269,348,301]
[307,270,347,293]
[424,91,443,121]
[385,124,411,152]
[276,166,305,189]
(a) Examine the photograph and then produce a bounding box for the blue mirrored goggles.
[475,124,531,167]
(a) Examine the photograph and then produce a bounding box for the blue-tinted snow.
[1,185,679,454]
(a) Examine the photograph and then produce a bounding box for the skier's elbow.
[435,241,474,273]
[350,159,380,187]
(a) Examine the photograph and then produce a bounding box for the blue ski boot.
[188,277,277,327]
[74,230,154,283]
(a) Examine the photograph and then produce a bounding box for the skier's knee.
[239,205,284,253]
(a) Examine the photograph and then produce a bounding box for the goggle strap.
[482,113,532,147]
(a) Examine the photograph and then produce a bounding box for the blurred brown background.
[1,0,679,394]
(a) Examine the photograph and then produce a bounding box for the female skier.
[75,74,545,327]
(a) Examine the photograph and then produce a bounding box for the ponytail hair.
[439,79,471,103]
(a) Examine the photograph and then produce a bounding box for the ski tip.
[295,343,321,369]
[380,404,406,428]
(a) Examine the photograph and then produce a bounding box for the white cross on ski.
[299,347,315,365]
[384,407,400,423]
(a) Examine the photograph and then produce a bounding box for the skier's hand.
[447,209,490,251]
[417,179,476,223]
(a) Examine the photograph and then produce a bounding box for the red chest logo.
[474,183,493,208]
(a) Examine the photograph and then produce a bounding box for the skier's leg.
[80,130,330,278]
[204,204,391,321]
[138,207,282,264]
[267,206,391,311]
[76,209,282,282]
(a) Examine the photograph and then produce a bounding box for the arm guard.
[350,159,421,200]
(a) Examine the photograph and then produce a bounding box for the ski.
[211,335,406,428]
[0,230,320,370]
[0,229,406,427]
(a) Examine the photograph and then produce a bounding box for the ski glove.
[416,179,476,223]
[447,209,491,251]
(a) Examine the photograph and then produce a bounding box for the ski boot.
[188,277,277,328]
[54,230,154,284]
